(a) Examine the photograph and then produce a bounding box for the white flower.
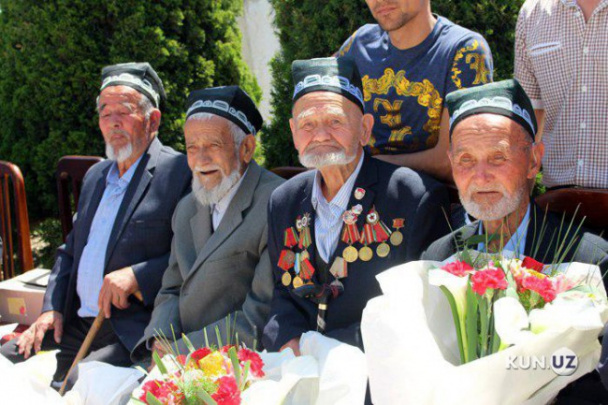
[493,296,533,345]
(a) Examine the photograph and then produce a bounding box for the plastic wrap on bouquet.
[361,259,608,405]
[130,332,366,405]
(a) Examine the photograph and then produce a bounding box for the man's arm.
[179,245,275,351]
[374,109,452,182]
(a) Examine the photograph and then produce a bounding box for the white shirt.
[211,168,248,231]
[76,156,143,317]
[311,155,364,263]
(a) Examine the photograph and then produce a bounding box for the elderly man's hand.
[17,310,63,359]
[280,337,301,356]
[98,267,139,319]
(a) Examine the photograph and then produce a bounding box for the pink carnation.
[212,376,241,405]
[441,261,474,277]
[471,268,508,295]
[522,274,556,302]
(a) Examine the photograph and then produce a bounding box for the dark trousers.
[0,316,132,390]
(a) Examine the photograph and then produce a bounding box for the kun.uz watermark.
[506,347,578,376]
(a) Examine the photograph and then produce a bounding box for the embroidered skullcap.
[446,79,537,139]
[100,62,166,108]
[292,57,364,112]
[186,86,263,136]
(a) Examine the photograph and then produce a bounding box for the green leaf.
[152,351,167,375]
[465,283,479,363]
[439,285,466,364]
[182,333,196,353]
[240,361,251,391]
[228,346,242,388]
[196,388,218,405]
[146,392,164,405]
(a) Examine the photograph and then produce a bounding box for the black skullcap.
[185,86,263,136]
[292,57,365,112]
[446,79,537,140]
[100,62,166,108]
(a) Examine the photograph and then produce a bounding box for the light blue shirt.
[76,157,142,317]
[211,167,248,231]
[478,204,531,256]
[311,155,364,263]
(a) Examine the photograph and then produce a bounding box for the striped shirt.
[76,157,142,317]
[311,155,364,263]
[515,0,608,188]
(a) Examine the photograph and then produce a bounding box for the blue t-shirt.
[338,16,494,155]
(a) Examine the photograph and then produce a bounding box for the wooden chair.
[56,156,103,241]
[0,161,33,280]
[534,188,608,232]
[270,166,307,180]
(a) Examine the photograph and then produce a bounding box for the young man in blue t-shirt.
[338,0,494,182]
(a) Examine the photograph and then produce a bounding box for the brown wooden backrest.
[56,156,103,241]
[534,188,608,230]
[0,161,33,279]
[270,166,307,180]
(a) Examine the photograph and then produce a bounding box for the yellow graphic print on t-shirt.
[451,40,491,89]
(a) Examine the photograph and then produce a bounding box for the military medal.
[354,187,366,200]
[352,204,363,215]
[293,276,304,288]
[329,256,348,279]
[281,272,292,286]
[364,207,392,258]
[341,209,360,263]
[391,218,405,246]
[278,249,295,270]
[283,227,298,248]
[297,214,312,250]
[300,258,315,280]
[359,221,374,261]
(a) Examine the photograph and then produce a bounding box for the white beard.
[299,149,356,169]
[105,142,133,163]
[192,165,242,206]
[460,184,525,221]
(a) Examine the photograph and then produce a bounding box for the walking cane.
[59,290,143,395]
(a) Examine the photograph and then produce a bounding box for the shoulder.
[437,16,491,53]
[269,170,314,205]
[338,24,384,56]
[253,167,286,202]
[575,232,608,265]
[156,142,188,168]
[422,230,458,261]
[376,158,447,200]
[519,0,556,20]
[172,192,198,224]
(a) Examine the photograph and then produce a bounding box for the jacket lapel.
[184,161,262,282]
[104,137,160,270]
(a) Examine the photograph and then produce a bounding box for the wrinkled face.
[184,116,241,192]
[98,86,154,162]
[449,114,542,221]
[365,0,428,32]
[290,92,369,169]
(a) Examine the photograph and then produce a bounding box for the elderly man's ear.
[528,141,545,179]
[360,113,374,146]
[240,134,257,164]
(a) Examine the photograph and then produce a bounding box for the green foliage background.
[0,0,261,220]
[262,0,525,168]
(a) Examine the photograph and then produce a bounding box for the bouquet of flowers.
[429,251,606,364]
[133,332,264,405]
[361,253,608,405]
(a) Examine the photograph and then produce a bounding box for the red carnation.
[176,355,187,366]
[238,347,265,378]
[212,376,241,405]
[190,347,212,362]
[471,268,508,295]
[139,379,182,404]
[522,275,556,302]
[522,256,544,272]
[441,261,474,277]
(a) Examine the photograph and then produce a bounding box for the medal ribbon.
[284,227,298,248]
[372,220,391,242]
[393,218,405,229]
[298,227,312,249]
[278,250,294,271]
[341,223,360,245]
[300,258,315,280]
[359,223,374,245]
[294,253,301,275]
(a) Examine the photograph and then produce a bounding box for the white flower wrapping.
[361,256,608,405]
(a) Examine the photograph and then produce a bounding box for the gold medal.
[376,242,390,258]
[359,246,373,261]
[293,276,304,288]
[390,230,403,246]
[342,246,358,263]
[281,272,292,286]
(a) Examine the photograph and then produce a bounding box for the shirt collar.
[311,154,364,211]
[212,166,249,216]
[106,154,144,190]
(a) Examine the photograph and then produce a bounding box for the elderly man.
[337,0,493,182]
[422,79,608,404]
[262,57,450,354]
[0,62,191,389]
[132,86,283,362]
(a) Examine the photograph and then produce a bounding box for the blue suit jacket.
[263,154,451,351]
[42,137,191,352]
